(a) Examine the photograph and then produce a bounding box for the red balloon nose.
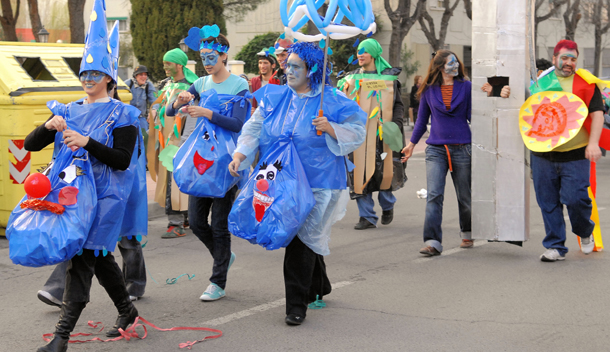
[256,179,269,192]
[24,172,52,198]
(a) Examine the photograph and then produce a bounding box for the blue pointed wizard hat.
[108,20,120,82]
[80,0,116,82]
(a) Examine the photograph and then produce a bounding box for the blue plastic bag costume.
[34,100,139,256]
[173,89,248,197]
[6,142,97,267]
[229,140,316,250]
[231,84,366,255]
[120,131,148,239]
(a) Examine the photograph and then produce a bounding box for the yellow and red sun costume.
[522,68,610,251]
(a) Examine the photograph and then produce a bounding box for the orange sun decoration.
[519,92,588,152]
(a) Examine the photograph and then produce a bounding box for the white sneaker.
[129,295,140,301]
[200,283,225,301]
[581,235,594,254]
[540,249,565,262]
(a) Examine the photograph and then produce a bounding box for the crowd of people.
[13,2,607,351]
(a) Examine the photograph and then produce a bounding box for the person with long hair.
[402,50,510,256]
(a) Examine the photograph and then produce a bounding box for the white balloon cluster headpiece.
[280,0,376,42]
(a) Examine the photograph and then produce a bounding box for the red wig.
[553,40,579,56]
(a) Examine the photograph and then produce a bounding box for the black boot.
[381,209,394,225]
[37,301,87,352]
[106,294,139,337]
[354,217,375,230]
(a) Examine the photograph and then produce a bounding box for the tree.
[563,0,582,40]
[400,44,420,84]
[27,0,41,42]
[67,0,86,43]
[535,0,568,50]
[588,0,610,76]
[0,0,20,41]
[384,0,427,67]
[418,0,461,51]
[463,0,472,20]
[234,32,280,74]
[130,0,225,81]
[223,0,268,22]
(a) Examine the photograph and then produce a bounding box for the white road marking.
[413,240,489,264]
[201,281,354,326]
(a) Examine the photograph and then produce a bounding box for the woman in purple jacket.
[401,50,473,255]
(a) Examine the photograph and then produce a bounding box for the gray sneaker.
[580,235,594,254]
[540,249,565,262]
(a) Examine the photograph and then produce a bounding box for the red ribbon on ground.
[41,317,222,349]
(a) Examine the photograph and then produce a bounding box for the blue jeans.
[530,154,594,255]
[423,144,472,252]
[188,186,237,290]
[356,191,396,226]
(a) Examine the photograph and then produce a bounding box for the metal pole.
[471,0,531,242]
[317,36,330,136]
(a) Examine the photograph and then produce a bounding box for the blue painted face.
[200,49,219,68]
[285,54,309,92]
[79,70,106,83]
[444,54,459,77]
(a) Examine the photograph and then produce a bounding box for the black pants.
[284,236,332,317]
[42,237,146,299]
[188,186,237,290]
[63,249,129,303]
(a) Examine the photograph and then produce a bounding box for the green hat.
[163,48,198,84]
[358,38,392,75]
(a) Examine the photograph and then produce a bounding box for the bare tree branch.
[383,0,427,67]
[27,0,42,42]
[0,0,20,41]
[563,0,582,40]
[418,0,462,51]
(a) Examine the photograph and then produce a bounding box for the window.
[62,57,82,77]
[14,56,57,81]
[429,0,445,9]
[107,18,128,32]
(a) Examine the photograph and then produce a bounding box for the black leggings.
[283,236,332,317]
[64,249,128,303]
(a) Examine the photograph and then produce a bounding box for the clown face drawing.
[253,160,282,222]
[193,130,217,175]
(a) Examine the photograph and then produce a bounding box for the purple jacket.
[411,79,472,145]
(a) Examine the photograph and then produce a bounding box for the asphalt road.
[2,148,610,352]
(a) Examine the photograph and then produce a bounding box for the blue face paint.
[200,49,219,67]
[444,54,459,77]
[286,55,308,91]
[79,70,106,83]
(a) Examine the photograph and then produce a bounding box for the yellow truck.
[0,41,132,235]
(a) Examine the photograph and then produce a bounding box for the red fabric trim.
[573,73,610,150]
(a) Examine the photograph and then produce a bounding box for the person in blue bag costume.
[167,25,249,302]
[35,21,148,310]
[24,1,142,351]
[229,41,367,326]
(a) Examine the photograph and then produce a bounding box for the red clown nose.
[256,179,269,192]
[24,172,52,198]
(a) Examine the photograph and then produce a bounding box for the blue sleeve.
[166,84,199,116]
[209,89,249,133]
[147,81,157,103]
[411,89,430,144]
